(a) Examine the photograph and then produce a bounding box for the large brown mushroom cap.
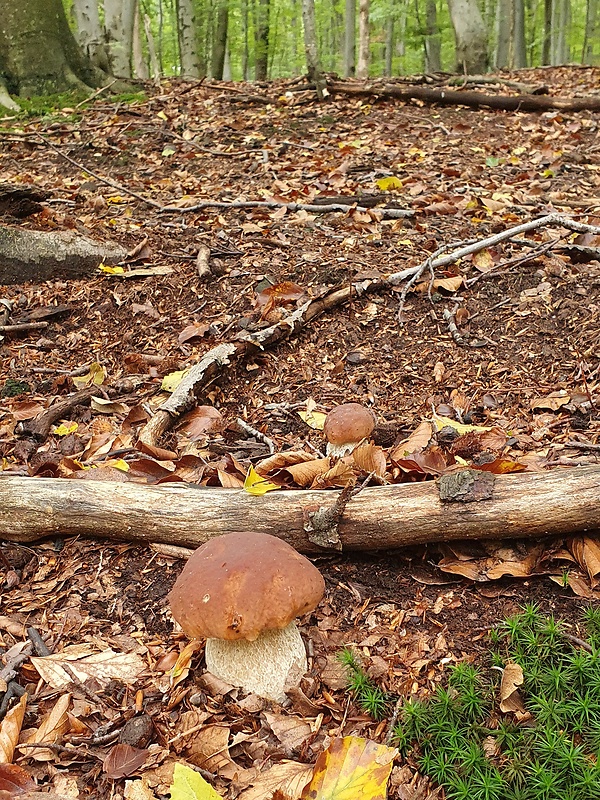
[323,403,376,456]
[168,532,325,642]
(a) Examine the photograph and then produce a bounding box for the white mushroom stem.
[326,439,362,458]
[204,621,308,703]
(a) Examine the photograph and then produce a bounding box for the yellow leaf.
[73,361,106,388]
[301,736,397,800]
[297,409,327,430]
[432,415,490,435]
[99,264,125,274]
[168,762,223,800]
[161,369,190,393]
[53,422,78,436]
[110,459,130,472]
[244,465,280,496]
[375,176,402,191]
[156,111,168,121]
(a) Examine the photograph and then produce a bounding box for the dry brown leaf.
[217,469,245,488]
[347,441,387,478]
[178,406,224,439]
[237,761,314,800]
[500,662,524,713]
[0,763,36,794]
[185,724,239,780]
[178,322,211,344]
[285,457,331,486]
[390,422,433,460]
[0,693,27,763]
[31,647,145,690]
[263,713,312,756]
[103,744,149,780]
[433,362,445,383]
[256,451,315,474]
[124,778,158,800]
[23,694,70,761]
[568,536,600,587]
[531,391,570,411]
[310,460,356,489]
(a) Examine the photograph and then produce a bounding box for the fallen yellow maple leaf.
[301,736,397,800]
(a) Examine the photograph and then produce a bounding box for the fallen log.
[1,465,599,552]
[327,80,600,113]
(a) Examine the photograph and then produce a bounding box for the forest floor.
[1,66,600,799]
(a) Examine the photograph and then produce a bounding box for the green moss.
[342,607,600,799]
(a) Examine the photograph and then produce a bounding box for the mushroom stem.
[205,621,308,702]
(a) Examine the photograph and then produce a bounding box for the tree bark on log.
[1,465,599,552]
[327,80,600,112]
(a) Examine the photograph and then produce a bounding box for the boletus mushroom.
[323,402,376,457]
[168,532,324,702]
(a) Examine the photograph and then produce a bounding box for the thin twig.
[234,418,276,454]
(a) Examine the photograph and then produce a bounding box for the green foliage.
[338,647,390,721]
[1,380,30,398]
[344,607,600,799]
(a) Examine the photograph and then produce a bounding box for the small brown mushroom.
[323,402,377,457]
[167,532,325,702]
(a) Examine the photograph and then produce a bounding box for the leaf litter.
[1,67,600,797]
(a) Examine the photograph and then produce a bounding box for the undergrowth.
[341,605,600,800]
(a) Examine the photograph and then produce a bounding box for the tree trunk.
[343,0,356,76]
[424,0,442,72]
[175,0,202,77]
[132,0,149,79]
[0,0,110,107]
[302,0,324,96]
[104,0,135,78]
[143,14,161,81]
[241,0,250,79]
[512,0,527,67]
[71,0,111,73]
[495,0,511,67]
[356,0,370,77]
[542,0,552,63]
[255,0,270,80]
[496,0,526,68]
[211,0,229,79]
[583,0,600,63]
[552,0,571,63]
[1,466,600,551]
[384,16,394,76]
[446,0,488,73]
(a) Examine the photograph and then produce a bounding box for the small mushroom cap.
[168,532,325,642]
[323,403,376,447]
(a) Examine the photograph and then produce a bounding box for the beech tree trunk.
[424,0,442,72]
[71,0,111,73]
[211,0,229,79]
[446,0,488,73]
[583,0,600,63]
[132,1,149,79]
[356,0,370,77]
[176,0,203,77]
[343,0,356,76]
[0,0,109,108]
[302,0,324,95]
[255,0,270,79]
[1,466,600,552]
[104,0,136,78]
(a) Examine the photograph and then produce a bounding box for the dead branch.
[327,80,600,112]
[159,199,413,218]
[1,465,600,551]
[138,284,383,447]
[18,387,99,441]
[139,214,600,448]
